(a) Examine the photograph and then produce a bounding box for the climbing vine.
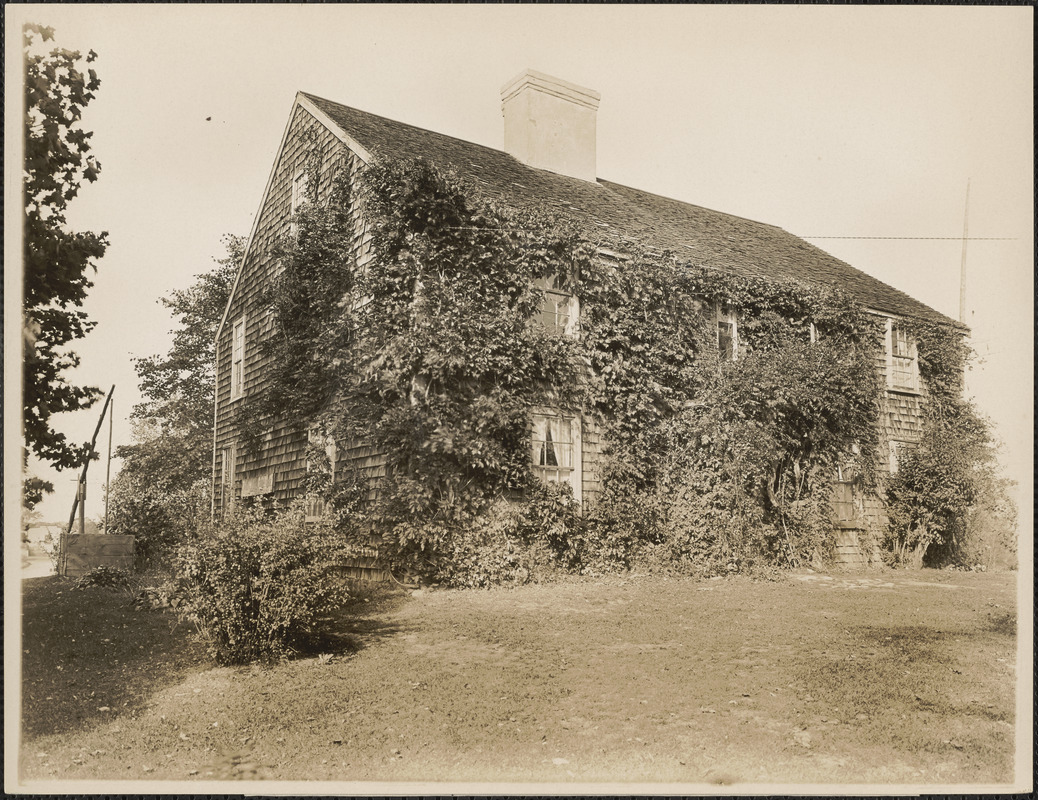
[885,320,1013,567]
[246,152,997,582]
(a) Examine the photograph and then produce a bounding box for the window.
[306,428,337,483]
[290,170,309,237]
[536,276,579,338]
[888,440,916,474]
[886,318,919,392]
[223,444,237,512]
[231,317,245,400]
[716,303,738,361]
[531,410,582,503]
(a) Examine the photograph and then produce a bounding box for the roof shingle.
[303,92,959,327]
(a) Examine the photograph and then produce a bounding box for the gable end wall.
[213,104,370,516]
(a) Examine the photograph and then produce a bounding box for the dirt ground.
[17,568,1021,790]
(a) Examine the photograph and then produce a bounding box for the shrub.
[76,565,134,594]
[885,402,1012,569]
[107,474,209,571]
[172,503,352,664]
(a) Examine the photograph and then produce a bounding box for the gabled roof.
[302,91,958,328]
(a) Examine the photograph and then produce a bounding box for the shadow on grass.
[295,582,412,657]
[20,575,209,741]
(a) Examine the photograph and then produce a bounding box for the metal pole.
[105,391,113,532]
[958,179,971,324]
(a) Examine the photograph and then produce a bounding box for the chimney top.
[500,69,601,112]
[500,69,600,182]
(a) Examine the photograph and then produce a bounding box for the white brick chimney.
[500,69,601,183]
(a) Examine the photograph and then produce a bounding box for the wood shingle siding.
[214,102,367,516]
[214,88,964,573]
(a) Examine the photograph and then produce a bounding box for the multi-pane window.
[536,276,579,337]
[531,411,581,502]
[887,319,919,391]
[231,318,245,400]
[717,304,738,361]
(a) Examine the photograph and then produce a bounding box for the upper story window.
[531,409,582,503]
[717,303,738,361]
[290,170,309,237]
[231,317,245,401]
[536,276,579,338]
[886,318,919,392]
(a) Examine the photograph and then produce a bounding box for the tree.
[23,23,108,470]
[108,236,242,566]
[127,234,243,475]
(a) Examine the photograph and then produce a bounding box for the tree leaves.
[22,23,108,470]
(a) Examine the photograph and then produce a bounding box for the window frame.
[885,317,920,393]
[530,408,582,504]
[716,303,738,361]
[888,439,916,474]
[223,444,237,512]
[306,428,338,484]
[290,169,309,237]
[536,276,580,338]
[230,316,245,401]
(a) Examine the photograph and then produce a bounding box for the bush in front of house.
[76,565,135,593]
[172,503,352,664]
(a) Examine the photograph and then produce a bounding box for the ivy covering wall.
[237,154,1001,582]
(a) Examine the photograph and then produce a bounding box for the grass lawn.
[16,568,1019,789]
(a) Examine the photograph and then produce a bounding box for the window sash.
[231,319,245,400]
[887,320,919,391]
[531,413,579,492]
[540,290,572,335]
[716,304,738,361]
[888,439,915,474]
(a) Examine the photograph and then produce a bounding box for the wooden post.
[64,385,115,538]
[78,479,86,536]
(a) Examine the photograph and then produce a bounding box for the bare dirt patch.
[18,569,1017,788]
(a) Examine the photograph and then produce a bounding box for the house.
[212,70,964,565]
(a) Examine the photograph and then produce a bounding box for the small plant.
[173,502,353,664]
[76,565,134,594]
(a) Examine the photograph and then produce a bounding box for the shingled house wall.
[215,91,963,572]
[214,105,363,516]
[830,316,933,565]
[213,102,605,522]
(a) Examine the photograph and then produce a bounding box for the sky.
[4,5,1033,538]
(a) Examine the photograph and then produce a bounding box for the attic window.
[531,410,582,503]
[886,319,919,392]
[230,317,245,401]
[290,170,309,237]
[536,276,579,338]
[717,304,738,361]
